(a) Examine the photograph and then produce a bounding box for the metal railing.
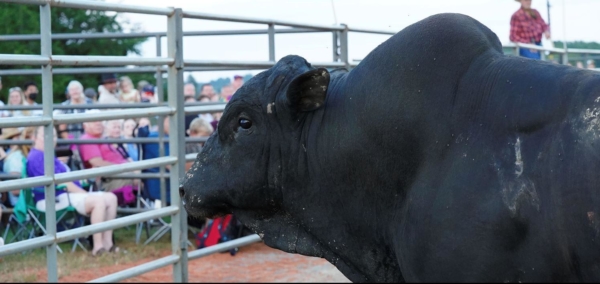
[0,1,599,283]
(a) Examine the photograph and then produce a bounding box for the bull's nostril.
[178,185,185,198]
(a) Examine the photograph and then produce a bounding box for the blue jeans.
[519,41,542,60]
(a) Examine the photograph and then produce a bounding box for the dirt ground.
[49,242,349,282]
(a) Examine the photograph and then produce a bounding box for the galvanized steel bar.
[268,24,275,61]
[38,3,58,282]
[0,54,173,66]
[340,24,350,70]
[0,137,209,145]
[88,255,180,283]
[332,31,340,62]
[0,176,53,193]
[346,27,396,35]
[50,55,173,66]
[0,66,273,76]
[0,101,224,110]
[0,115,51,128]
[167,8,188,282]
[184,103,227,114]
[184,59,344,69]
[182,10,343,31]
[56,206,179,243]
[52,106,175,124]
[0,236,55,258]
[157,33,167,210]
[187,234,262,260]
[54,157,177,184]
[0,54,48,65]
[185,153,198,161]
[0,28,323,42]
[0,0,174,15]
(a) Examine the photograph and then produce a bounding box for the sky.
[106,0,599,84]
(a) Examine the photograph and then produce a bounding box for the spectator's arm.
[87,157,115,168]
[60,181,87,194]
[509,15,523,43]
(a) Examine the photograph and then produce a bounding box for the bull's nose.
[179,185,185,198]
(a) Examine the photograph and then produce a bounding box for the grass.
[0,220,195,282]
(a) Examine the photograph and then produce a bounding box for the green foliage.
[0,2,153,103]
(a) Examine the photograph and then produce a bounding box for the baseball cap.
[142,84,155,94]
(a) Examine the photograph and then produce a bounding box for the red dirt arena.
[33,242,350,282]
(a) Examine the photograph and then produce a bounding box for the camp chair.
[22,188,87,253]
[16,157,87,253]
[2,200,33,244]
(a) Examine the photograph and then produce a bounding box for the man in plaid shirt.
[510,0,551,60]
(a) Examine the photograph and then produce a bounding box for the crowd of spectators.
[0,73,238,249]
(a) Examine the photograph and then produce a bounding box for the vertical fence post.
[40,3,58,282]
[332,30,340,62]
[167,7,188,283]
[156,34,167,208]
[339,24,349,70]
[268,23,275,62]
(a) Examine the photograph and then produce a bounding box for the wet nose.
[179,185,185,198]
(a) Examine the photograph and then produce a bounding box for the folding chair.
[23,189,87,253]
[19,156,87,253]
[2,199,33,244]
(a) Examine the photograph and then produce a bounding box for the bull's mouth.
[183,199,232,220]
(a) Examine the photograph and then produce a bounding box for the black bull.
[180,13,600,282]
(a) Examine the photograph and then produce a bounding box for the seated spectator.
[137,80,149,95]
[22,82,43,116]
[588,60,597,70]
[79,116,137,205]
[122,119,139,162]
[84,88,98,103]
[1,127,35,208]
[200,83,218,102]
[140,84,158,103]
[27,126,118,256]
[232,75,244,92]
[137,117,170,203]
[219,84,234,102]
[119,76,141,103]
[576,61,585,69]
[185,117,213,171]
[54,80,93,140]
[197,95,214,124]
[6,87,31,117]
[98,73,120,104]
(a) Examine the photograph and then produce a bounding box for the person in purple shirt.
[27,126,119,256]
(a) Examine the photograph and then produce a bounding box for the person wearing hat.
[140,84,158,103]
[84,87,98,103]
[510,0,551,60]
[98,73,120,104]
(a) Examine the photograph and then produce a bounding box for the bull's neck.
[284,71,403,282]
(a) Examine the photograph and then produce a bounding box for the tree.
[0,2,154,103]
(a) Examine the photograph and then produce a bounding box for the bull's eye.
[239,118,252,129]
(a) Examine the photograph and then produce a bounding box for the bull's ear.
[286,67,330,112]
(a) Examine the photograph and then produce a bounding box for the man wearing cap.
[141,84,158,104]
[510,0,551,60]
[84,87,98,103]
[98,73,120,104]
